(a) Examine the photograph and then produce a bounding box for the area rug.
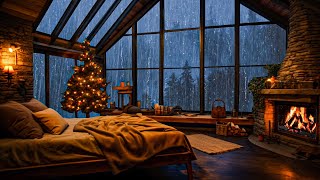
[186,134,243,155]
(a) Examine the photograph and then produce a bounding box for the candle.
[137,101,141,108]
[120,81,125,87]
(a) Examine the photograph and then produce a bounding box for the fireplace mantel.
[261,89,320,95]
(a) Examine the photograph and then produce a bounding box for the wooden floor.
[48,126,320,180]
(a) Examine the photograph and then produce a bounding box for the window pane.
[106,70,132,108]
[205,0,235,26]
[205,27,234,67]
[138,2,160,33]
[91,0,132,46]
[137,70,159,109]
[165,0,199,30]
[33,53,46,104]
[138,34,159,68]
[240,25,286,66]
[36,0,71,34]
[59,0,96,40]
[239,67,268,112]
[78,0,115,43]
[49,56,75,118]
[205,67,234,112]
[106,36,132,69]
[240,4,269,23]
[164,30,199,68]
[164,68,200,111]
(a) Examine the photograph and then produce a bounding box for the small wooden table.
[112,86,133,109]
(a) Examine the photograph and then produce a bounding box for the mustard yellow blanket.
[73,113,189,174]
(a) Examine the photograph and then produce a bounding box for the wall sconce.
[3,65,14,86]
[8,44,20,65]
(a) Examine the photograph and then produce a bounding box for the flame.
[284,106,316,133]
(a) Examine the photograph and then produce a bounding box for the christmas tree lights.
[61,39,110,117]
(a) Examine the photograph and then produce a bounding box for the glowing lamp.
[3,65,14,86]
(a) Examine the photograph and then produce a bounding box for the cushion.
[0,101,44,139]
[21,98,48,112]
[33,108,69,135]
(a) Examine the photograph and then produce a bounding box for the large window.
[106,35,132,107]
[103,0,287,113]
[34,0,287,115]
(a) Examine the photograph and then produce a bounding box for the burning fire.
[284,106,316,133]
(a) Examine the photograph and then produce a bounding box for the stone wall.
[278,0,320,81]
[0,12,34,103]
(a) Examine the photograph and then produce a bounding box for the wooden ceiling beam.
[49,0,81,44]
[34,41,81,59]
[96,0,141,51]
[33,0,53,31]
[68,0,105,48]
[33,32,100,58]
[86,0,121,42]
[97,0,159,55]
[1,1,38,17]
[241,0,289,28]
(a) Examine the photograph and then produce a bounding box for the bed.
[0,100,196,179]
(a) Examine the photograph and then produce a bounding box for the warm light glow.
[3,65,14,73]
[8,48,14,53]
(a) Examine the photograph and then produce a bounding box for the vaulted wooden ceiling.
[0,0,300,58]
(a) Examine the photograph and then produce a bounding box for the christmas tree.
[61,39,109,117]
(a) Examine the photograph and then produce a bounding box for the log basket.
[211,98,226,118]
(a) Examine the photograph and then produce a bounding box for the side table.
[112,86,133,109]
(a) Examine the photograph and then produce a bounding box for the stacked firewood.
[227,122,248,136]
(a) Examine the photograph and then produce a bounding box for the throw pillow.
[33,108,69,135]
[21,98,48,112]
[0,101,44,139]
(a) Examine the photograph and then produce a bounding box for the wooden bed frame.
[0,140,196,180]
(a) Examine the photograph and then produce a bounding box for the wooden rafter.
[33,0,53,31]
[97,0,158,55]
[86,0,121,42]
[68,0,105,48]
[50,0,81,44]
[241,0,289,28]
[96,0,140,53]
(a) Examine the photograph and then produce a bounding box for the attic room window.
[33,0,287,116]
[59,0,96,40]
[36,0,71,34]
[91,0,133,46]
[106,33,133,107]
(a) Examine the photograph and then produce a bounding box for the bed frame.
[0,140,196,180]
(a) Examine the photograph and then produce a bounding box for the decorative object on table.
[154,104,181,116]
[123,105,141,114]
[120,81,125,87]
[61,39,110,118]
[211,98,226,118]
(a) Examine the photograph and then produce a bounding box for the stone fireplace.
[253,0,320,146]
[260,89,320,145]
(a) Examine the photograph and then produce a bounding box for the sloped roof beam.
[96,0,140,53]
[97,0,159,55]
[50,0,81,44]
[241,0,289,28]
[68,0,105,48]
[33,0,53,32]
[86,0,121,42]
